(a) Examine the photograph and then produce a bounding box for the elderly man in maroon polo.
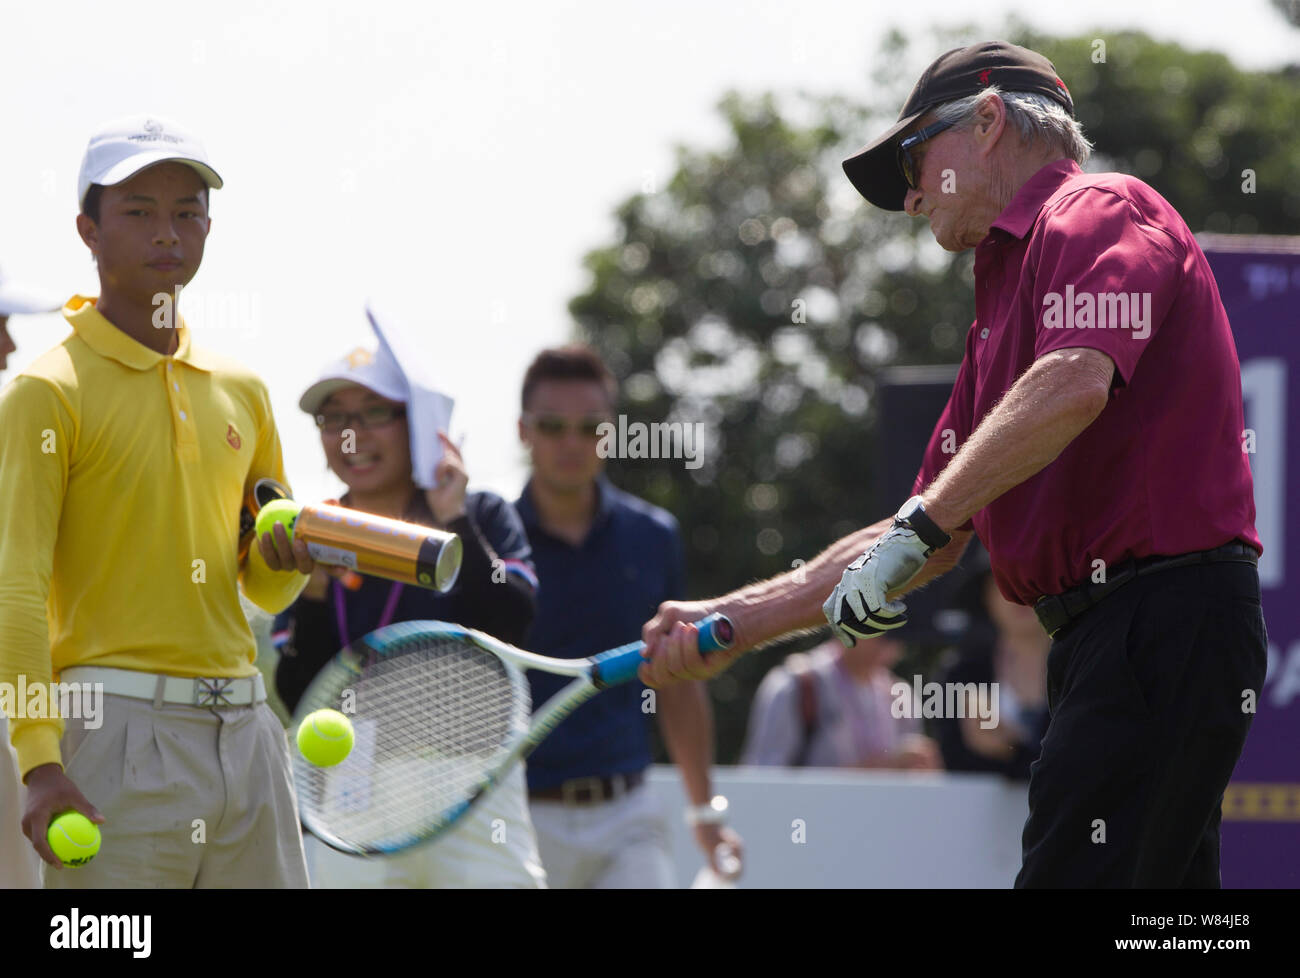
[638,41,1266,888]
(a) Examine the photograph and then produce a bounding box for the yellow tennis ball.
[47,812,101,867]
[297,709,355,767]
[255,499,302,545]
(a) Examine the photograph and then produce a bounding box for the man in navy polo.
[516,345,741,888]
[640,41,1265,888]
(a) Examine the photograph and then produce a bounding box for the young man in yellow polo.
[0,116,314,888]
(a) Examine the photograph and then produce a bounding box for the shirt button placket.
[167,359,199,459]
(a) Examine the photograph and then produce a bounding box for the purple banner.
[1203,236,1300,888]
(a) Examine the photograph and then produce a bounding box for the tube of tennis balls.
[253,492,462,592]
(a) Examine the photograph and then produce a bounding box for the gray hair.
[928,84,1092,165]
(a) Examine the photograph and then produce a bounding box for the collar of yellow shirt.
[64,293,226,372]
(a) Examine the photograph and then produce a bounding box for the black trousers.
[1015,560,1267,888]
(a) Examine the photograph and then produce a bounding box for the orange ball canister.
[240,479,462,592]
[293,502,463,592]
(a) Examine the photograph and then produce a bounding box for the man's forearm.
[0,610,63,778]
[719,517,893,648]
[656,681,714,805]
[923,348,1113,532]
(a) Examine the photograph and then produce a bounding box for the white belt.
[60,667,267,708]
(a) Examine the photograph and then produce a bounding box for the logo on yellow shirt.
[226,424,242,451]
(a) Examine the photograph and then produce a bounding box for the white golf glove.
[822,496,951,647]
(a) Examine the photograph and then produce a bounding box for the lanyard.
[332,577,405,648]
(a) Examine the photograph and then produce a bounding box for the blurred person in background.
[274,342,547,888]
[935,567,1049,779]
[741,636,941,770]
[515,345,741,887]
[0,269,60,889]
[0,269,60,376]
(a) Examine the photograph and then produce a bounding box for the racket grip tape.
[590,613,735,688]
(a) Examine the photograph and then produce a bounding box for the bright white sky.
[2,0,1293,503]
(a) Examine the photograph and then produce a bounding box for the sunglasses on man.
[897,118,956,190]
[525,414,608,440]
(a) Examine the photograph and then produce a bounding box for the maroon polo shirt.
[912,159,1260,605]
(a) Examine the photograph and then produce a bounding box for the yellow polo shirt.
[0,295,307,777]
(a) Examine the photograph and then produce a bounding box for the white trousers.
[529,782,676,889]
[306,764,546,888]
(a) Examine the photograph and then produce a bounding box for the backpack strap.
[785,653,819,766]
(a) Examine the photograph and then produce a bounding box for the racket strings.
[295,636,528,852]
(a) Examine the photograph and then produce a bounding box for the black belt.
[1033,542,1258,639]
[529,770,645,806]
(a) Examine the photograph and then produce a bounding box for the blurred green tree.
[568,27,1300,762]
[1020,29,1300,235]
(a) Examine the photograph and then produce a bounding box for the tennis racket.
[291,613,733,855]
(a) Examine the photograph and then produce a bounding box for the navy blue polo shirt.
[515,477,684,790]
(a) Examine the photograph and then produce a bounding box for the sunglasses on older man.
[896,119,956,190]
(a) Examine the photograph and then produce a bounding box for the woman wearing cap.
[274,345,546,888]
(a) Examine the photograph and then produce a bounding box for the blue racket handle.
[694,612,735,654]
[591,613,735,688]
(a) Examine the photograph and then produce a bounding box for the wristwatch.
[685,795,729,827]
[894,495,951,555]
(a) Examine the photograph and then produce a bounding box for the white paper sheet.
[365,304,455,490]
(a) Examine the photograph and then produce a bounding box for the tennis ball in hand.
[47,812,101,867]
[297,709,355,767]
[255,499,302,545]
